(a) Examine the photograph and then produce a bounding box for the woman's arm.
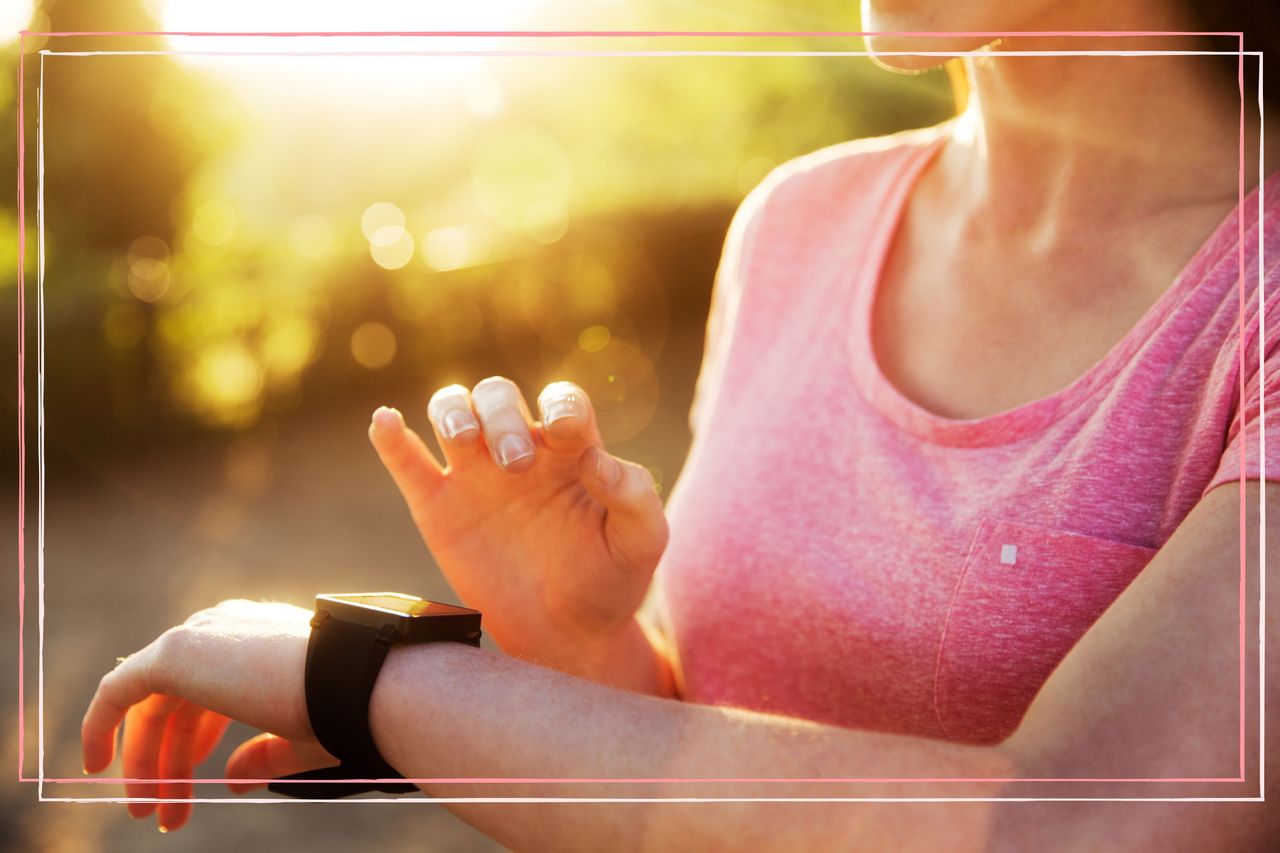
[366,636,1008,852]
[83,482,1276,848]
[335,483,1280,849]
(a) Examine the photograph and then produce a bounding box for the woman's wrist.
[367,640,469,780]
[568,617,675,696]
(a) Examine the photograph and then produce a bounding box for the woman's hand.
[368,377,668,676]
[81,600,335,832]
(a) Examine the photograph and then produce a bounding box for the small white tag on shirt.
[1000,544,1018,566]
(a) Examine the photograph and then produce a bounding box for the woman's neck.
[940,18,1277,243]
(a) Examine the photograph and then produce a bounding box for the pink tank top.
[655,125,1279,744]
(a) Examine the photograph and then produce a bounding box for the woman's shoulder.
[728,122,949,244]
[750,122,949,210]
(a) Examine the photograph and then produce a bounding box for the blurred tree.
[3,0,954,466]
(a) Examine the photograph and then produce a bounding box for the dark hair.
[1181,0,1279,112]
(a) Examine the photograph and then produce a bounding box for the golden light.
[260,315,317,387]
[577,325,610,352]
[127,236,172,303]
[433,295,483,349]
[288,214,334,259]
[179,341,265,426]
[556,338,659,443]
[157,1,544,100]
[361,202,404,242]
[389,278,441,324]
[461,73,506,119]
[736,156,775,194]
[0,1,35,46]
[370,228,415,270]
[350,321,397,368]
[470,124,572,240]
[192,200,238,246]
[423,224,490,272]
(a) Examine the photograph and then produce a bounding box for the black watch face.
[317,593,482,642]
[330,593,476,618]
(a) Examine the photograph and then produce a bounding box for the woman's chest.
[659,368,1197,743]
[871,246,1168,422]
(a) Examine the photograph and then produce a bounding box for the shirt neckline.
[845,128,1251,449]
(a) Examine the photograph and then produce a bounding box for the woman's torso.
[655,125,1279,744]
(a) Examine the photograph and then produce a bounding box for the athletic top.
[655,124,1280,744]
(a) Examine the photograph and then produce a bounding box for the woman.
[81,0,1279,847]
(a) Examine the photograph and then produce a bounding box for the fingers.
[537,381,602,452]
[426,384,485,468]
[225,733,333,794]
[577,447,670,574]
[121,694,181,819]
[192,712,232,766]
[385,376,603,479]
[368,406,446,517]
[156,702,208,832]
[82,652,157,775]
[470,376,537,473]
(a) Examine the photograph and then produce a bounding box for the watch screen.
[332,593,476,618]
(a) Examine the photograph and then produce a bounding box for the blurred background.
[3,0,953,849]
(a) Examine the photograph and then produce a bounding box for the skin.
[82,0,1279,844]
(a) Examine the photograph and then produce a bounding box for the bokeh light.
[556,338,660,443]
[177,341,266,427]
[578,325,611,352]
[423,224,490,272]
[370,228,415,270]
[260,315,318,389]
[350,321,398,369]
[126,236,172,303]
[361,202,405,242]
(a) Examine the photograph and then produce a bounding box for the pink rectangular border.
[14,29,1266,802]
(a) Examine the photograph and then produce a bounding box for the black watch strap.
[268,612,416,798]
[267,762,416,799]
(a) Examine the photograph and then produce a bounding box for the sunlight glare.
[1,1,34,44]
[158,0,543,99]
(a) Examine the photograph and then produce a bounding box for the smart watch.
[268,592,482,799]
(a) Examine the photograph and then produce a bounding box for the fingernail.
[372,406,402,430]
[543,394,581,426]
[495,434,534,468]
[594,449,621,486]
[441,408,477,440]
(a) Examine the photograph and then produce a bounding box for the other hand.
[368,377,668,673]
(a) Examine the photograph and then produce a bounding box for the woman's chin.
[863,34,995,74]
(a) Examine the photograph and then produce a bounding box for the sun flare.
[157,0,542,98]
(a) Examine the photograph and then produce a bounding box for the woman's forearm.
[368,642,1008,852]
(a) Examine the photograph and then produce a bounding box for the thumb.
[225,734,335,794]
[577,447,669,574]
